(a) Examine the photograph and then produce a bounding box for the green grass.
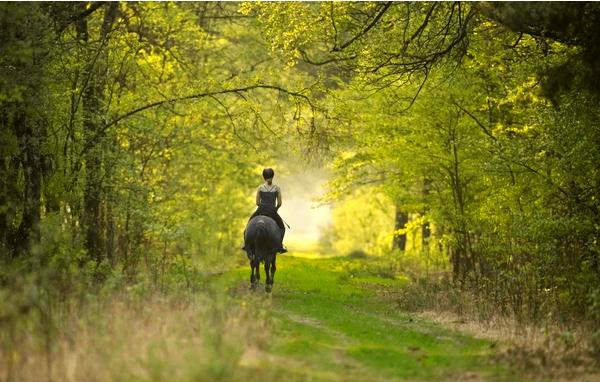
[227,255,524,382]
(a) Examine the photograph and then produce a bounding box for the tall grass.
[2,289,275,382]
[0,231,277,382]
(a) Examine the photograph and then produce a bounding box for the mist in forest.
[275,166,332,251]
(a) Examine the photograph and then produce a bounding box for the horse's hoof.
[265,285,272,293]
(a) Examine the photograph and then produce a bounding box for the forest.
[1,2,599,381]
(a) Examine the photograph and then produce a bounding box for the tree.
[0,3,54,258]
[251,2,600,319]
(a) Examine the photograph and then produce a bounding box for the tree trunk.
[448,114,473,281]
[14,110,44,256]
[79,3,119,263]
[42,148,60,214]
[393,205,408,251]
[0,4,49,258]
[421,177,431,245]
[0,118,21,259]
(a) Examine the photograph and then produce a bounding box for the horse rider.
[243,167,287,253]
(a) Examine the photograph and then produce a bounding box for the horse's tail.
[256,222,268,239]
[253,221,277,262]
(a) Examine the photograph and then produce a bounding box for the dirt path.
[229,256,520,382]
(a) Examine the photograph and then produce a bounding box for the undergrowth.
[337,251,600,380]
[0,251,277,382]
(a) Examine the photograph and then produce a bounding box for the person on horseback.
[243,168,287,253]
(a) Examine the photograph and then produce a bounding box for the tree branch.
[332,2,393,52]
[55,2,108,34]
[452,100,497,141]
[106,84,315,129]
[298,49,358,66]
[79,84,317,158]
[207,95,259,154]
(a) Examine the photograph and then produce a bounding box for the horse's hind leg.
[271,256,276,286]
[264,260,270,293]
[249,264,255,290]
[265,257,276,293]
[255,260,261,289]
[250,259,260,290]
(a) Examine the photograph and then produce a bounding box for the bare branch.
[510,32,523,48]
[453,100,497,141]
[405,3,438,50]
[106,84,315,129]
[208,95,259,154]
[330,3,339,51]
[54,2,107,34]
[298,49,357,66]
[332,2,393,52]
[77,84,317,158]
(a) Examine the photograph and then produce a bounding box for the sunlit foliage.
[245,2,600,324]
[2,3,600,378]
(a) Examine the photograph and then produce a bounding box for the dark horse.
[244,215,281,293]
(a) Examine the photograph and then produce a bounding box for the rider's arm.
[256,187,261,206]
[276,187,282,210]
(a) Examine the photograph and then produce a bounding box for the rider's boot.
[278,227,287,253]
